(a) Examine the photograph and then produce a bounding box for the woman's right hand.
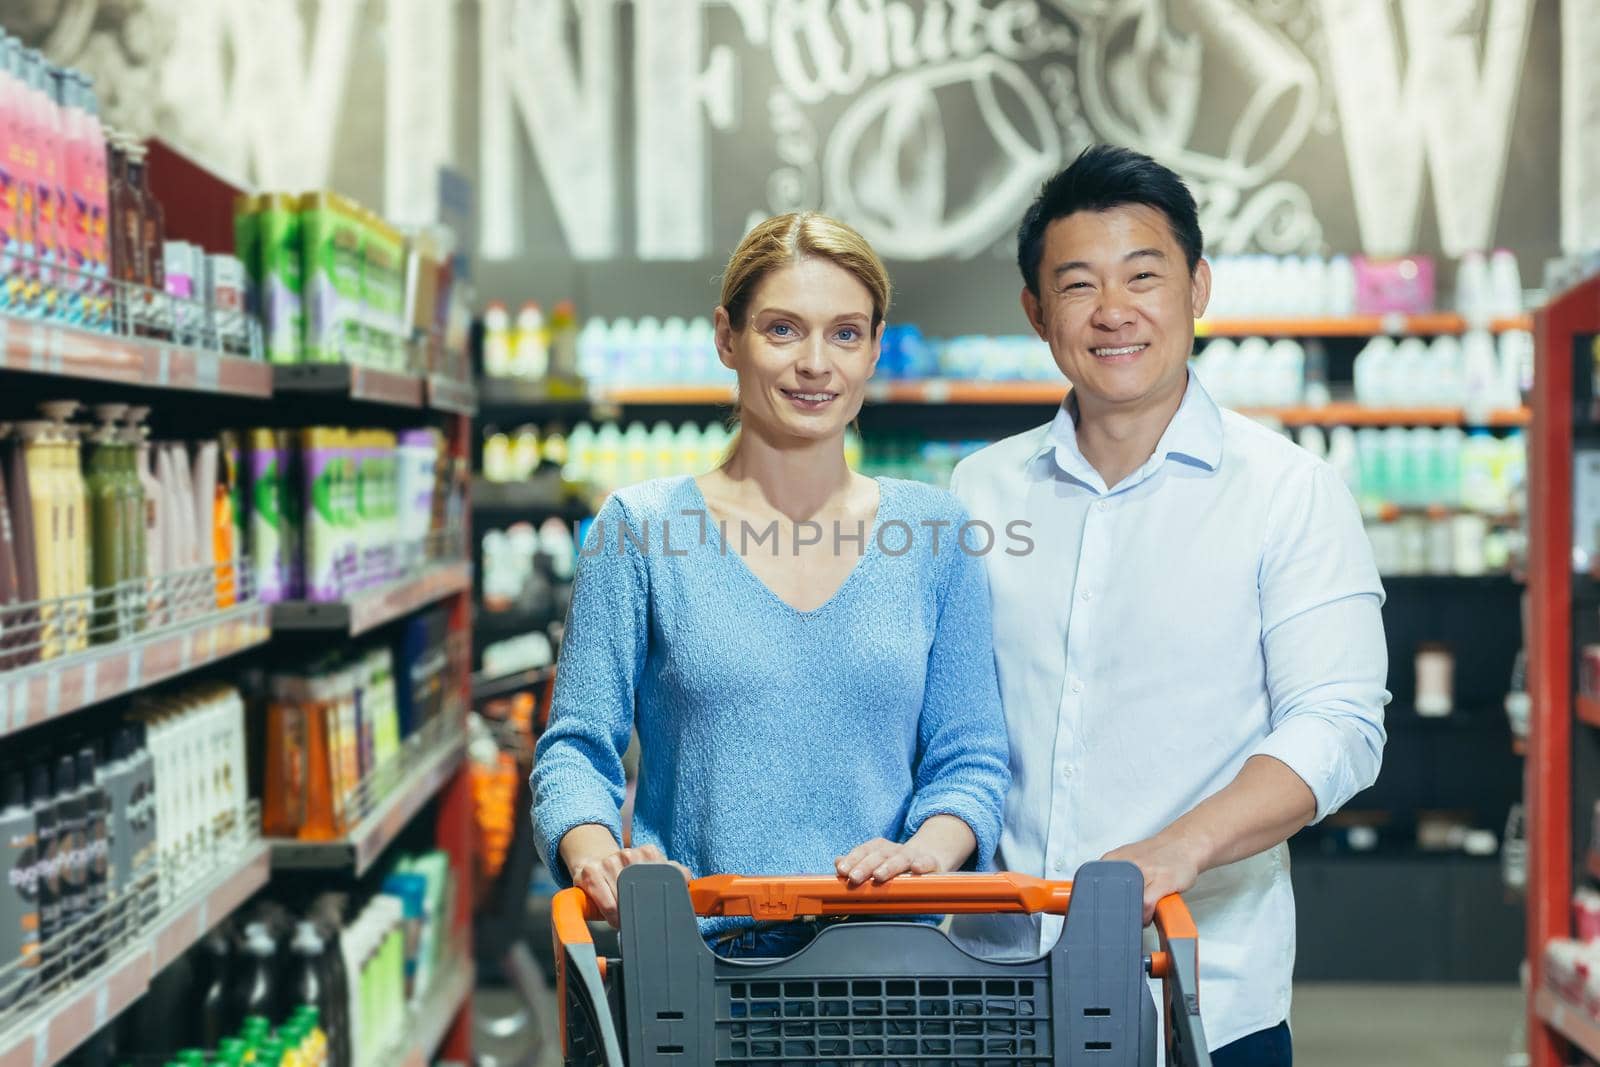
[560,826,689,926]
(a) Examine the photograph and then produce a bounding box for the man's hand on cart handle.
[1102,833,1204,926]
[561,826,691,926]
[836,815,978,886]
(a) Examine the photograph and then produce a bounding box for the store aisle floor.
[1293,983,1524,1067]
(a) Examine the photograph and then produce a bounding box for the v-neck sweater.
[531,475,1011,931]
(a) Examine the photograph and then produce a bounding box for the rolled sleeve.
[1251,463,1391,821]
[905,511,1012,870]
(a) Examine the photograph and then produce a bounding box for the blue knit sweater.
[530,475,1011,928]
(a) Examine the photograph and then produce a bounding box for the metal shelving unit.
[1526,273,1600,1067]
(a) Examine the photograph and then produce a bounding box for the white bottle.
[1326,255,1357,317]
[593,422,623,492]
[1267,338,1305,406]
[539,518,577,583]
[511,426,541,481]
[1460,430,1501,513]
[1391,338,1429,408]
[633,316,662,386]
[659,316,687,385]
[1327,426,1360,499]
[512,302,548,380]
[1456,252,1491,326]
[1488,249,1523,319]
[1426,335,1465,408]
[1302,255,1329,317]
[577,317,609,384]
[1193,338,1233,407]
[1353,336,1394,407]
[700,423,732,472]
[648,421,677,478]
[606,318,637,386]
[1233,337,1271,408]
[622,422,651,486]
[686,316,718,383]
[1436,427,1466,508]
[482,303,512,378]
[1460,329,1501,423]
[1296,425,1328,460]
[565,423,596,483]
[1408,428,1439,507]
[675,422,704,475]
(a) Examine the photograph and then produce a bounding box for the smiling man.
[948,145,1390,1065]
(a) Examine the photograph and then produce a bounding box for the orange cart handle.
[687,872,1074,920]
[553,873,1199,936]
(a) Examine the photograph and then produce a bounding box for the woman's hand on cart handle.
[562,827,691,926]
[836,816,977,886]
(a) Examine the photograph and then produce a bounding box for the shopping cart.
[552,860,1211,1066]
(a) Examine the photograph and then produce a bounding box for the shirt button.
[1070,677,1084,694]
[1079,588,1092,602]
[1053,859,1067,873]
[1096,501,1109,512]
[1060,764,1074,779]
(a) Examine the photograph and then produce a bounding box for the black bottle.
[198,927,232,1049]
[52,755,85,980]
[30,763,60,987]
[0,767,38,1011]
[231,921,278,1030]
[76,747,107,972]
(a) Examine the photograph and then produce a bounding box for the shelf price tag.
[155,346,172,386]
[82,657,99,707]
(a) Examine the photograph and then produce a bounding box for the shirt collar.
[1031,369,1223,490]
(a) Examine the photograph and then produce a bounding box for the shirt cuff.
[1248,714,1363,824]
[905,789,1002,873]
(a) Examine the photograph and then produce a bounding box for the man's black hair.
[1017,144,1204,296]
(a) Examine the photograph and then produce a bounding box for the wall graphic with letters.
[12,0,1590,328]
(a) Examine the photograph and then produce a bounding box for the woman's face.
[715,257,883,445]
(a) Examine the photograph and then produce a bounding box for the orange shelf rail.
[1196,312,1533,337]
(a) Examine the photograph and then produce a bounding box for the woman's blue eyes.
[766,323,862,342]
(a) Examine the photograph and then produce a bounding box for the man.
[949,145,1389,1065]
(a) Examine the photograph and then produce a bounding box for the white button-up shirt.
[948,372,1389,1050]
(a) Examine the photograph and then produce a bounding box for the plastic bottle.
[548,299,579,379]
[1456,251,1490,325]
[1461,329,1501,423]
[76,747,107,972]
[28,763,59,987]
[0,38,21,316]
[86,405,126,642]
[576,317,608,383]
[29,53,61,321]
[633,316,661,384]
[2,424,41,666]
[125,141,166,334]
[481,302,511,378]
[512,301,548,379]
[249,427,285,604]
[1326,255,1356,317]
[1488,249,1522,319]
[51,754,85,972]
[234,922,279,1028]
[17,421,60,658]
[196,927,232,1048]
[12,50,42,318]
[1460,430,1502,514]
[78,75,108,331]
[0,439,22,671]
[1436,427,1465,509]
[1391,338,1428,408]
[0,768,39,1011]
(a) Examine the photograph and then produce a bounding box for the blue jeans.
[708,922,828,959]
[1210,1021,1292,1067]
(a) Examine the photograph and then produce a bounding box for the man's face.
[1022,204,1210,416]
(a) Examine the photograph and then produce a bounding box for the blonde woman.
[531,213,1010,958]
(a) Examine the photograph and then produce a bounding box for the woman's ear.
[713,306,737,370]
[867,319,885,379]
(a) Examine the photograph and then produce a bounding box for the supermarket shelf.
[426,373,478,416]
[596,383,736,405]
[271,560,472,637]
[393,954,475,1067]
[472,663,554,703]
[1536,984,1600,1061]
[272,362,425,408]
[478,376,592,410]
[0,840,271,1067]
[1578,694,1600,729]
[268,729,467,876]
[1196,313,1533,337]
[1238,403,1530,427]
[0,313,272,397]
[0,603,271,738]
[472,477,597,518]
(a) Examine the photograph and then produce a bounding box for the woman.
[530,212,1010,958]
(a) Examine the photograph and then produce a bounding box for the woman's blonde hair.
[719,212,891,329]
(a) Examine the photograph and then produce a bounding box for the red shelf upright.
[1528,274,1600,1067]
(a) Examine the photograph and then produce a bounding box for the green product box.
[301,192,366,364]
[260,194,305,364]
